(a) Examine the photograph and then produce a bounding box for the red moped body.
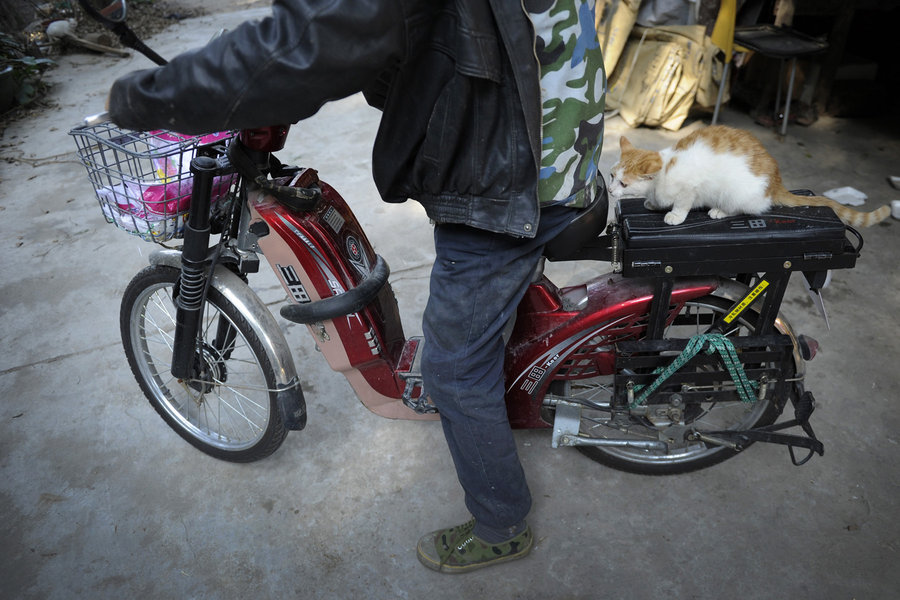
[248,171,429,419]
[505,275,718,428]
[248,174,718,427]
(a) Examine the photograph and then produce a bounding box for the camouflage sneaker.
[416,519,533,574]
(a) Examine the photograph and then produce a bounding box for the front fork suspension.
[170,156,220,379]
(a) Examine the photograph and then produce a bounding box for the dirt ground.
[1,3,899,599]
[0,0,272,129]
[75,0,272,39]
[0,0,900,600]
[177,0,270,12]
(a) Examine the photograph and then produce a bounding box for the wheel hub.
[186,342,227,395]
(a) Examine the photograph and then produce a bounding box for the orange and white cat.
[608,125,890,227]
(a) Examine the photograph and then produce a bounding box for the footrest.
[395,337,437,415]
[550,399,667,452]
[396,336,425,381]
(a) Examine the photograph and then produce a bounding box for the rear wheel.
[548,295,791,475]
[120,265,287,462]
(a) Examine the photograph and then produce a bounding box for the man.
[109,0,605,573]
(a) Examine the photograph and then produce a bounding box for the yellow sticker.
[723,280,769,323]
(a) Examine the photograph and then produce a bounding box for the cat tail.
[773,187,890,227]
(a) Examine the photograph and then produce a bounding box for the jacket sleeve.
[108,0,410,133]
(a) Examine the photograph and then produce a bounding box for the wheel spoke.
[122,268,284,459]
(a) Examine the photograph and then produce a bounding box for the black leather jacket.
[109,0,545,237]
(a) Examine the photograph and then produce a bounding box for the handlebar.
[83,111,111,127]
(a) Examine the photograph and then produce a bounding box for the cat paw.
[664,212,686,225]
[708,208,728,219]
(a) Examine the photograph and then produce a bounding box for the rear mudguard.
[149,249,307,430]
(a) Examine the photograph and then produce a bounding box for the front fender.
[149,249,306,430]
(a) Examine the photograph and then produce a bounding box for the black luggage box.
[616,198,859,277]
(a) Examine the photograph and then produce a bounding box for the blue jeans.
[421,205,576,540]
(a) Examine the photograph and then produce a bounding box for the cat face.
[608,136,662,200]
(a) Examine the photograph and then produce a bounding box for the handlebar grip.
[84,111,111,127]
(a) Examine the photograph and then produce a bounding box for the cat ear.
[619,136,634,151]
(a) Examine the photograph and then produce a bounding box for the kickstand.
[755,391,823,465]
[706,392,824,465]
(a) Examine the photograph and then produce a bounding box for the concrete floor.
[1,7,898,599]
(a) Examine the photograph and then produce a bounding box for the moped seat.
[543,179,610,260]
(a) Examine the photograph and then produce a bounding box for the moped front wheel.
[120,265,287,462]
[549,295,790,475]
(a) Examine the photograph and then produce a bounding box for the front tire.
[120,265,287,462]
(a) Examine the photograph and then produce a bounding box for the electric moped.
[70,0,860,474]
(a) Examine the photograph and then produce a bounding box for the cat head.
[608,136,662,200]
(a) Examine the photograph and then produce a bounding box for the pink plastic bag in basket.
[138,174,236,217]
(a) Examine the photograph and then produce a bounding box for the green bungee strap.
[630,333,759,409]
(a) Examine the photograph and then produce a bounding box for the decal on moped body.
[510,315,632,397]
[345,235,370,275]
[364,327,382,356]
[724,280,769,324]
[323,206,345,234]
[276,264,311,303]
[275,213,345,295]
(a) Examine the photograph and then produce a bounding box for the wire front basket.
[69,123,237,242]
